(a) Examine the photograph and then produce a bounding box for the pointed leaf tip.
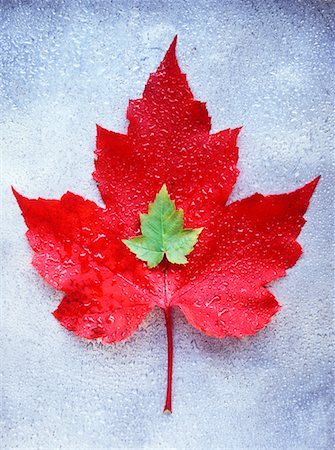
[164,35,177,57]
[296,175,321,207]
[310,175,321,189]
[170,35,178,50]
[159,36,179,72]
[12,186,21,199]
[12,187,28,209]
[160,184,168,194]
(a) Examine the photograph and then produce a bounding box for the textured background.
[1,0,334,449]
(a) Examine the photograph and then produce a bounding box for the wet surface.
[1,1,333,449]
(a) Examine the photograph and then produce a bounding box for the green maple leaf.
[122,185,203,268]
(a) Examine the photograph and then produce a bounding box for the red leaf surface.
[14,36,319,412]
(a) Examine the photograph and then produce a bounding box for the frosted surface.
[1,0,334,449]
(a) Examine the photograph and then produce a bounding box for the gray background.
[1,0,334,449]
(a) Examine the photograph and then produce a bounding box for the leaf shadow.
[172,305,281,369]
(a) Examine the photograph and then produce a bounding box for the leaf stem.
[163,260,173,414]
[163,306,173,414]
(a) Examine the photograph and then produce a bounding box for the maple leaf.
[122,184,203,268]
[14,36,319,414]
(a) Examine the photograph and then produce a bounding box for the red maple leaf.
[14,36,319,413]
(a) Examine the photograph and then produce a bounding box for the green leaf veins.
[122,185,203,268]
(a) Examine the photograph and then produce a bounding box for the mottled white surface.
[1,0,334,449]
